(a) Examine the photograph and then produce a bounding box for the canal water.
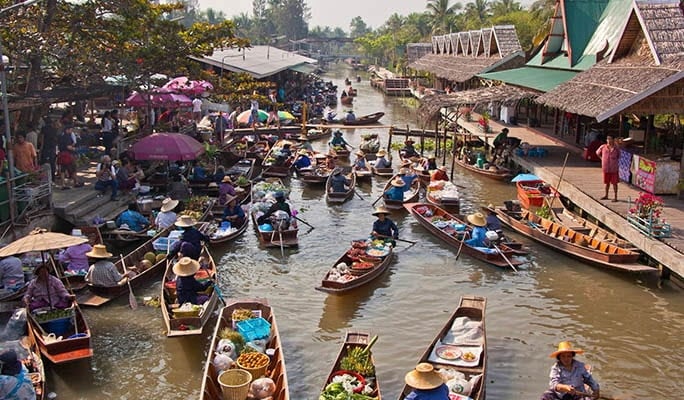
[44,64,683,400]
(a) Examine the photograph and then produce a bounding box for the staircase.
[53,187,136,226]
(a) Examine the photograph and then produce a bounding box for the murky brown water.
[43,64,684,400]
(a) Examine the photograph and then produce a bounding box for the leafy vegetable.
[319,382,377,400]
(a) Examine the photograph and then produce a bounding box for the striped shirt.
[85,261,124,287]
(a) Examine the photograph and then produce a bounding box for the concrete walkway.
[457,115,684,279]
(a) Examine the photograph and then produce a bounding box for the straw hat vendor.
[170,216,210,260]
[374,149,391,169]
[465,212,488,247]
[426,155,438,171]
[482,204,502,232]
[353,150,367,170]
[400,167,418,191]
[173,257,212,305]
[57,229,93,275]
[222,195,245,227]
[404,363,449,399]
[370,206,398,245]
[293,149,312,172]
[297,133,314,152]
[0,349,36,399]
[23,263,73,311]
[430,165,448,182]
[155,198,179,230]
[541,341,600,400]
[257,192,291,226]
[400,139,419,158]
[85,244,133,287]
[329,130,351,149]
[218,175,237,206]
[329,168,351,193]
[384,177,405,201]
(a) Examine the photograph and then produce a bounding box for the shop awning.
[289,63,316,74]
[478,67,579,93]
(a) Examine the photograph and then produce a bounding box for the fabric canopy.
[0,229,88,256]
[132,132,205,161]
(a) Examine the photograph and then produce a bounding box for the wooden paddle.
[353,189,365,201]
[120,254,138,310]
[455,231,468,260]
[371,194,384,207]
[293,215,315,230]
[574,390,620,400]
[491,243,518,272]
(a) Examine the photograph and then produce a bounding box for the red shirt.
[596,144,620,173]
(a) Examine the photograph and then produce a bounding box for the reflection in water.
[38,64,684,400]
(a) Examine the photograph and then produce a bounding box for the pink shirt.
[596,144,620,173]
[23,275,70,307]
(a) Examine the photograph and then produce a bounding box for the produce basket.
[236,352,270,381]
[231,309,263,329]
[236,317,271,342]
[152,237,179,252]
[218,369,252,400]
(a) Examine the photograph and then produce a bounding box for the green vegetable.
[319,382,377,400]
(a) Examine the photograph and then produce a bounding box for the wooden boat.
[515,179,556,210]
[298,165,332,185]
[319,332,381,399]
[326,169,356,204]
[453,156,512,181]
[404,203,524,269]
[262,140,294,178]
[316,240,393,294]
[250,179,299,248]
[0,310,46,399]
[330,146,350,159]
[160,246,221,337]
[207,205,250,245]
[246,140,270,160]
[426,184,460,213]
[342,111,384,126]
[76,232,170,307]
[200,298,289,400]
[26,301,93,363]
[382,174,420,210]
[340,95,353,105]
[493,207,655,273]
[352,165,372,181]
[398,295,487,400]
[0,282,28,302]
[305,127,332,141]
[371,165,394,177]
[226,157,257,182]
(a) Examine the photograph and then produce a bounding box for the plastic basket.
[236,317,271,342]
[40,316,73,336]
[153,237,179,252]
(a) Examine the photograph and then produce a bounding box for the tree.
[349,16,369,38]
[463,0,491,26]
[405,12,433,40]
[491,10,540,51]
[426,0,463,34]
[490,0,522,17]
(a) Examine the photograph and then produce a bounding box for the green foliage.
[536,205,552,220]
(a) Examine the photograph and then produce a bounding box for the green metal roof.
[477,67,578,93]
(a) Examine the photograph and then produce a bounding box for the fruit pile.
[237,351,269,369]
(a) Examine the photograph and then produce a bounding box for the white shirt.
[192,98,202,113]
[155,211,177,229]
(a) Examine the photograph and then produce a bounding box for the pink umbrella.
[131,132,205,161]
[163,76,213,96]
[125,91,192,108]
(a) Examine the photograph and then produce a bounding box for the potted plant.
[629,192,663,220]
[478,111,491,133]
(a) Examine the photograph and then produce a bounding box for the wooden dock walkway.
[457,115,684,280]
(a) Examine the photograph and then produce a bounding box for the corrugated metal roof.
[191,46,317,79]
[478,67,578,92]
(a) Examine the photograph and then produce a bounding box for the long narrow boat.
[371,165,394,177]
[160,246,220,337]
[320,332,381,399]
[382,175,421,210]
[325,169,356,204]
[454,156,512,181]
[226,157,257,182]
[298,166,332,185]
[200,298,289,400]
[1,310,46,399]
[330,146,350,159]
[554,198,637,249]
[316,240,393,294]
[398,295,487,400]
[352,164,372,182]
[250,179,299,248]
[404,203,524,269]
[26,301,93,363]
[342,111,384,126]
[493,207,655,273]
[426,181,461,213]
[262,140,294,178]
[207,205,250,245]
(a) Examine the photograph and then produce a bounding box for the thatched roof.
[409,25,524,83]
[637,1,684,62]
[536,55,684,121]
[406,43,433,64]
[418,85,538,124]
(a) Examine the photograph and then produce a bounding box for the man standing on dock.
[596,135,621,202]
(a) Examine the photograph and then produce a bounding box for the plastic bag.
[0,308,27,341]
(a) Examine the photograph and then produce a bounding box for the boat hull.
[316,247,393,294]
[27,302,93,364]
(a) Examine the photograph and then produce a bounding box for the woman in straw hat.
[172,257,212,305]
[353,150,368,170]
[465,212,488,247]
[430,165,448,182]
[85,244,133,287]
[57,229,93,275]
[404,362,449,399]
[371,206,398,245]
[374,149,391,169]
[329,130,351,150]
[218,175,236,206]
[329,168,351,193]
[292,149,312,172]
[170,216,210,260]
[482,204,502,232]
[221,194,245,227]
[400,166,419,191]
[155,198,179,230]
[384,177,406,201]
[541,341,600,400]
[0,349,36,399]
[400,139,420,158]
[23,263,72,311]
[296,133,313,152]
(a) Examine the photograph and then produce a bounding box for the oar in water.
[353,189,365,201]
[455,231,468,260]
[373,233,417,245]
[120,254,138,309]
[491,243,518,272]
[574,390,620,400]
[371,194,384,207]
[293,215,315,230]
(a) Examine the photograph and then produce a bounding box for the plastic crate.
[236,317,271,342]
[153,237,179,252]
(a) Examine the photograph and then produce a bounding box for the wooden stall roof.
[536,2,684,121]
[409,25,524,83]
[418,85,538,124]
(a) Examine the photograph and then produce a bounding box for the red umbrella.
[131,132,205,161]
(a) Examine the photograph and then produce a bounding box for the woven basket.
[236,353,270,381]
[218,369,252,400]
